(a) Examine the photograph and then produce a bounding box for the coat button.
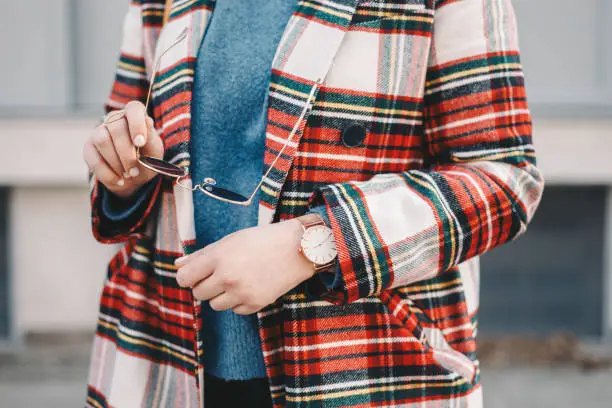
[341,123,367,148]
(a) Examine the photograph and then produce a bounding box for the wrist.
[288,218,317,279]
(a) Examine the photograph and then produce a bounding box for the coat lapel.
[257,0,360,226]
[152,0,215,253]
[153,0,360,248]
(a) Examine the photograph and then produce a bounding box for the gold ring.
[103,109,126,125]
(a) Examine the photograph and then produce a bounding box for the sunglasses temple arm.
[144,28,189,111]
[246,79,322,205]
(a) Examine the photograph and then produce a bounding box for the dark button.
[341,123,367,148]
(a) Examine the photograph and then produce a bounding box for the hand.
[82,101,164,198]
[175,217,315,315]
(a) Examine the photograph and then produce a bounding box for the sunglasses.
[104,28,321,206]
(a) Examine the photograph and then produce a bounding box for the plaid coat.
[86,0,544,407]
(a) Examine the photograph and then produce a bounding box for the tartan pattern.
[87,0,543,407]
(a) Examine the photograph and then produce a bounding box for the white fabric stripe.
[392,28,407,98]
[432,348,476,379]
[141,3,164,9]
[296,151,422,164]
[441,322,473,335]
[131,252,150,263]
[169,151,190,165]
[281,191,313,198]
[311,109,421,125]
[282,337,419,352]
[263,347,283,357]
[265,132,299,149]
[258,305,283,318]
[99,313,195,357]
[269,90,309,109]
[282,298,381,309]
[314,0,356,13]
[269,384,285,392]
[262,176,283,190]
[425,109,530,134]
[173,179,196,242]
[154,268,175,278]
[426,70,524,95]
[152,76,193,100]
[458,257,480,315]
[171,0,196,9]
[130,253,176,279]
[360,2,429,12]
[105,280,193,320]
[161,112,191,132]
[116,68,147,80]
[452,144,535,159]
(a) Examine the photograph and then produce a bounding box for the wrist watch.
[298,212,338,274]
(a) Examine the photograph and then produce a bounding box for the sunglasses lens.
[138,156,185,177]
[200,184,249,204]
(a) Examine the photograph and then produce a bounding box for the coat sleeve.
[307,0,545,304]
[89,1,163,244]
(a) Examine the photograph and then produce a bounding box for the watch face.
[301,225,337,265]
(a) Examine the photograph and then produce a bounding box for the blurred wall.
[0,1,611,342]
[0,0,128,114]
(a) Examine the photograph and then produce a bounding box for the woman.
[83,0,544,407]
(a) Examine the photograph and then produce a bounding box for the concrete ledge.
[0,118,93,186]
[534,120,612,185]
[0,118,611,186]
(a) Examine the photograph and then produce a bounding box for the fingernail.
[134,134,145,147]
[129,167,140,177]
[116,179,125,187]
[175,256,188,265]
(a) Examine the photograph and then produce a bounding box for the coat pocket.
[378,289,479,385]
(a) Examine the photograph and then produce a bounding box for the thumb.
[140,117,164,159]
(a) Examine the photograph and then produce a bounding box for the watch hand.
[312,232,334,249]
[312,240,326,249]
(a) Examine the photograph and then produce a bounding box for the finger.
[232,305,257,315]
[175,241,220,267]
[140,117,164,158]
[110,119,141,179]
[83,142,125,187]
[209,293,240,312]
[192,273,224,301]
[125,101,148,147]
[176,255,215,288]
[92,125,127,179]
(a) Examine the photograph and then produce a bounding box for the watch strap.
[299,212,326,230]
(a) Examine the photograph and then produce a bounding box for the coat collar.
[153,0,359,249]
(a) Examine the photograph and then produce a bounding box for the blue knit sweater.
[188,0,298,379]
[100,0,341,380]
